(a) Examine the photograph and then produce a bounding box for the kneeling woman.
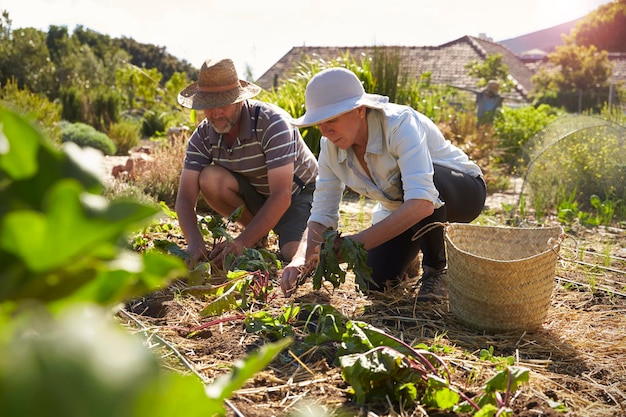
[280,67,486,301]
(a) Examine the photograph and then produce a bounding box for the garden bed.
[117,203,626,417]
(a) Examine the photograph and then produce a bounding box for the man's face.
[203,103,242,134]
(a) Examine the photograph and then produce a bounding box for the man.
[175,58,318,268]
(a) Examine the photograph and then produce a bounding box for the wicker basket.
[445,223,564,333]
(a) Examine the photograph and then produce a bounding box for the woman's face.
[317,107,366,150]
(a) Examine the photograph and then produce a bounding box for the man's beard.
[210,118,235,134]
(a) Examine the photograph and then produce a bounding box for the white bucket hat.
[178,58,261,110]
[292,67,388,127]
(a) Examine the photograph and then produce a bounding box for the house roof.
[255,36,535,104]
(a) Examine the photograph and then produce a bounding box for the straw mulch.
[118,215,626,417]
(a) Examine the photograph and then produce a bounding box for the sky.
[3,0,614,80]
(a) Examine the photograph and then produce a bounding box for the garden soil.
[105,154,626,417]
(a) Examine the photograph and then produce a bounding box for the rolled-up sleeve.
[391,112,441,207]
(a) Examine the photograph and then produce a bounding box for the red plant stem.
[187,314,246,334]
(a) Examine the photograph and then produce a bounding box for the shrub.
[58,86,84,123]
[132,139,186,207]
[0,79,62,143]
[108,119,142,155]
[61,121,117,155]
[522,115,625,219]
[492,104,563,171]
[141,110,172,138]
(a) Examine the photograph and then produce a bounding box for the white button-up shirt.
[309,103,483,228]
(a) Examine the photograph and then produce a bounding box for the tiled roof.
[255,36,535,103]
[255,36,626,106]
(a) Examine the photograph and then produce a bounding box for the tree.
[530,44,612,113]
[2,27,57,95]
[114,36,197,82]
[566,0,626,52]
[465,54,513,92]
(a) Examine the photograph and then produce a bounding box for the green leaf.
[302,304,346,345]
[474,403,499,417]
[311,229,345,289]
[339,321,415,358]
[200,276,247,316]
[311,229,374,291]
[0,107,40,179]
[340,237,374,290]
[153,239,191,261]
[244,309,295,339]
[340,320,376,354]
[484,366,529,393]
[62,250,186,306]
[159,201,178,219]
[228,205,244,223]
[0,180,158,272]
[339,346,408,406]
[422,375,460,409]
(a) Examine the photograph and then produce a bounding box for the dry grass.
[117,205,626,417]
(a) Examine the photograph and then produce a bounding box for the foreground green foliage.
[0,107,290,416]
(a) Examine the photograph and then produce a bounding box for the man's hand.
[185,242,209,269]
[209,239,245,269]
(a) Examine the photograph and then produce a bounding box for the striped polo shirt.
[183,100,318,196]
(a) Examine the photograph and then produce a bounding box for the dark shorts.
[234,173,314,250]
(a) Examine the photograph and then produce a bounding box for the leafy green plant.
[0,107,290,416]
[149,204,281,318]
[108,118,141,155]
[478,346,515,367]
[311,228,374,291]
[493,104,561,170]
[589,194,618,227]
[61,120,117,155]
[338,321,530,415]
[0,79,62,143]
[141,109,171,138]
[557,188,580,227]
[244,304,301,340]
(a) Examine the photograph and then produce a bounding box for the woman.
[280,67,486,301]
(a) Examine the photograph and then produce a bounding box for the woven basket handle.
[550,232,578,261]
[411,221,448,241]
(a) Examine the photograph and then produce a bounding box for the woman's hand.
[280,244,323,297]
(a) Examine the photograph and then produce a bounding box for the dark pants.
[366,164,486,286]
[234,173,314,251]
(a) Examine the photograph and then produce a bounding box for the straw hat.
[292,67,388,127]
[177,58,261,110]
